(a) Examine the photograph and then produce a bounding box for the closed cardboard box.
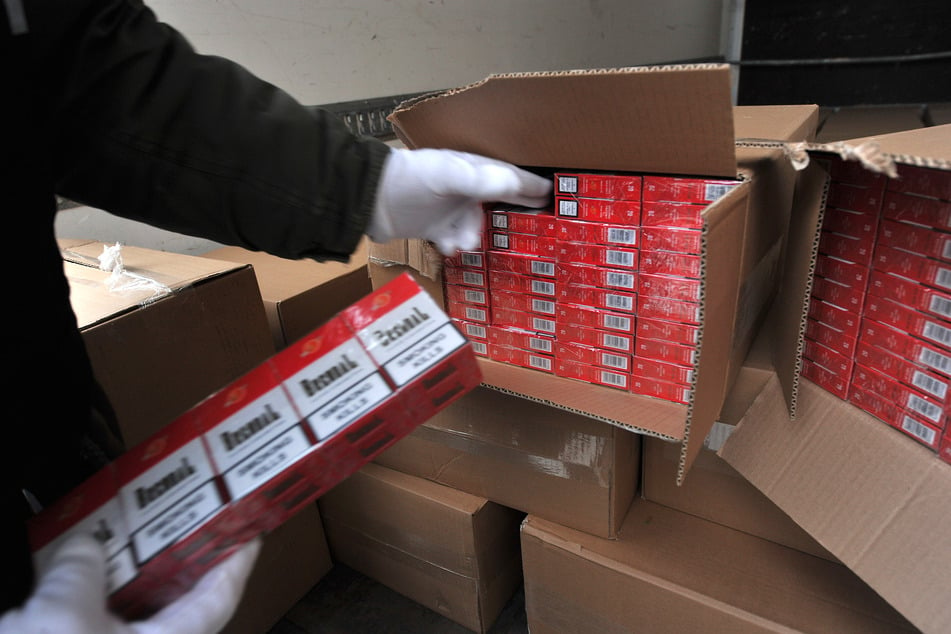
[521,500,915,633]
[318,463,524,633]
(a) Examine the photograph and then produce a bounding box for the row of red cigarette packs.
[27,273,480,619]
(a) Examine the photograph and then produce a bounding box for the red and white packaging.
[554,172,642,201]
[860,317,951,379]
[814,253,869,288]
[489,231,557,257]
[882,190,951,232]
[864,296,951,353]
[488,324,556,355]
[642,175,739,204]
[801,357,850,400]
[446,301,490,324]
[555,281,636,314]
[872,243,951,292]
[555,196,640,225]
[805,317,858,358]
[818,229,875,266]
[868,269,951,322]
[635,336,696,367]
[878,218,951,263]
[638,272,702,302]
[556,302,636,334]
[640,226,702,255]
[487,342,555,374]
[856,340,951,405]
[637,295,701,325]
[808,296,862,340]
[557,218,637,247]
[847,382,943,450]
[555,357,629,390]
[631,356,694,386]
[445,283,489,306]
[442,265,487,289]
[557,261,637,292]
[556,322,633,353]
[638,250,702,278]
[821,207,879,241]
[888,163,951,201]
[491,288,558,317]
[637,316,699,346]
[487,205,558,236]
[826,181,885,215]
[630,375,691,404]
[851,364,947,431]
[491,305,557,335]
[640,201,705,229]
[803,337,853,379]
[452,318,489,357]
[487,251,557,278]
[555,240,639,270]
[555,340,632,372]
[444,250,487,271]
[488,269,556,298]
[811,275,866,312]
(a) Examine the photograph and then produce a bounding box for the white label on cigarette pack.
[937,267,951,290]
[121,438,217,534]
[603,334,631,351]
[464,289,486,304]
[205,386,299,472]
[558,200,578,217]
[606,250,635,267]
[308,373,393,439]
[224,425,313,499]
[462,270,485,286]
[461,253,484,268]
[530,337,553,353]
[383,322,466,386]
[601,370,627,388]
[465,306,487,322]
[465,324,486,339]
[133,480,223,563]
[912,370,948,399]
[283,338,376,419]
[532,280,555,295]
[358,292,447,366]
[491,213,508,228]
[901,415,937,444]
[531,261,556,277]
[606,271,636,289]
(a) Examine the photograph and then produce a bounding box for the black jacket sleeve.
[40,0,391,262]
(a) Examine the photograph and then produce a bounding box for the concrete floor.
[268,564,529,634]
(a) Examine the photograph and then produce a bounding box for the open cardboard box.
[384,64,817,483]
[719,125,951,634]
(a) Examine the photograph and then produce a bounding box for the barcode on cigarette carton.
[606,250,635,267]
[922,321,951,346]
[532,280,555,295]
[912,371,948,399]
[607,227,637,245]
[901,416,937,445]
[603,334,631,351]
[601,370,628,388]
[907,394,943,423]
[531,355,552,371]
[606,271,636,289]
[919,347,951,374]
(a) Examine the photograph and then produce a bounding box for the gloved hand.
[368,148,553,255]
[0,533,261,634]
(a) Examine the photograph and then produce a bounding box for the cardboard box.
[202,240,371,350]
[60,239,275,447]
[384,67,817,483]
[722,118,951,634]
[318,463,524,633]
[521,500,916,633]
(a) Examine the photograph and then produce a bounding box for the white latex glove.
[0,533,261,634]
[368,148,553,255]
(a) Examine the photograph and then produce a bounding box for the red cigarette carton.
[557,218,637,247]
[642,175,739,204]
[848,380,945,450]
[451,318,488,343]
[635,336,697,367]
[872,243,951,292]
[864,296,951,353]
[878,218,951,263]
[637,316,700,346]
[808,296,862,340]
[861,317,951,379]
[821,207,879,241]
[801,357,850,400]
[557,261,637,292]
[895,412,944,450]
[640,226,702,255]
[487,251,557,278]
[803,337,853,379]
[555,196,641,225]
[555,240,639,270]
[638,250,703,278]
[630,375,691,405]
[487,342,555,374]
[868,269,951,322]
[805,317,858,358]
[856,340,951,404]
[882,190,951,232]
[488,269,557,297]
[851,364,946,430]
[554,172,642,201]
[555,357,629,390]
[491,288,558,316]
[826,181,885,214]
[444,250,487,271]
[888,163,951,201]
[638,272,702,302]
[445,283,489,306]
[814,253,869,288]
[555,340,632,372]
[817,229,875,266]
[491,305,557,335]
[556,322,634,353]
[442,265,487,288]
[446,301,490,324]
[640,201,705,229]
[489,231,557,257]
[631,356,694,386]
[811,275,866,312]
[637,295,702,325]
[487,205,558,236]
[487,324,556,355]
[555,281,636,314]
[555,302,636,334]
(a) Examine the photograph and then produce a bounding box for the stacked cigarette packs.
[803,156,951,454]
[444,171,739,404]
[28,273,481,618]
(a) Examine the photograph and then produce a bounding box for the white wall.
[56,0,728,254]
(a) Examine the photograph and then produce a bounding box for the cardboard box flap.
[719,375,951,634]
[59,240,245,329]
[389,64,738,178]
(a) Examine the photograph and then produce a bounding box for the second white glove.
[368,148,552,256]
